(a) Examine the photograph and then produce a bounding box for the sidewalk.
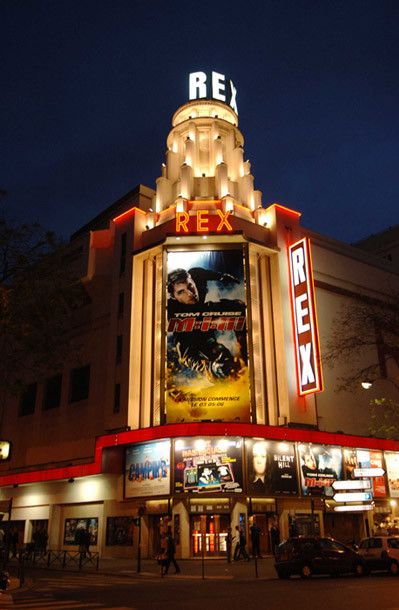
[3,554,278,588]
[98,555,277,580]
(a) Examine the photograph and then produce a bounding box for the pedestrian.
[156,532,168,573]
[10,527,19,558]
[233,525,250,561]
[164,527,180,574]
[270,523,280,555]
[250,520,262,558]
[226,527,232,563]
[75,527,85,554]
[83,528,92,557]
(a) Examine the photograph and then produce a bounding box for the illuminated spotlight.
[216,439,229,451]
[361,380,373,390]
[195,439,206,451]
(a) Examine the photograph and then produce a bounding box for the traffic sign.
[353,467,385,478]
[332,479,371,490]
[334,504,374,512]
[333,491,373,503]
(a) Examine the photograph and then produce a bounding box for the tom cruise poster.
[165,248,250,423]
[298,443,343,495]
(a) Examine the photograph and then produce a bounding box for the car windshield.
[388,538,399,549]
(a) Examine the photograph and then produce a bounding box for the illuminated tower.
[153,72,262,214]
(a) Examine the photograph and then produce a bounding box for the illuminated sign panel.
[0,441,11,461]
[175,209,233,234]
[189,71,238,114]
[289,237,323,396]
[165,248,250,423]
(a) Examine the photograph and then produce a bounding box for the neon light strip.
[1,422,399,487]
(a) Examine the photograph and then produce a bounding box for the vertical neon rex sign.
[288,237,323,396]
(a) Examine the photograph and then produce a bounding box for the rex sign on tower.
[288,237,323,396]
[189,71,238,114]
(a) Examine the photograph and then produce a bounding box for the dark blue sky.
[1,0,398,243]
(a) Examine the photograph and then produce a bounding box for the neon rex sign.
[189,71,238,114]
[288,237,323,396]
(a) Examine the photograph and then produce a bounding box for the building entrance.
[190,514,230,557]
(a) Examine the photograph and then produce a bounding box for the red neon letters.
[175,209,233,234]
[289,238,323,396]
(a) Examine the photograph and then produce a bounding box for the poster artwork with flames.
[165,249,250,423]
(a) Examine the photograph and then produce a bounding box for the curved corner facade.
[1,77,399,560]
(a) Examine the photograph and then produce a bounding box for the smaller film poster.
[64,518,98,546]
[298,443,343,495]
[125,440,171,498]
[384,452,399,498]
[174,437,243,494]
[246,439,298,496]
[106,517,134,546]
[343,448,386,497]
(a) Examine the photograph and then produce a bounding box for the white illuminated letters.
[188,71,238,114]
[229,79,238,114]
[189,72,207,100]
[289,238,323,396]
[212,71,226,101]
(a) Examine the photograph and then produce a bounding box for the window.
[69,365,90,403]
[320,539,346,552]
[370,538,383,549]
[388,538,399,549]
[119,232,127,275]
[118,292,124,318]
[116,335,123,364]
[19,383,37,416]
[43,374,62,410]
[113,383,121,413]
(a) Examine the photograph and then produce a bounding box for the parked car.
[357,536,399,575]
[274,536,367,579]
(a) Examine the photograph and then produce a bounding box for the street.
[2,570,399,610]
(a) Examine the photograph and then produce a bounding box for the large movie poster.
[174,437,243,493]
[298,443,343,495]
[165,249,250,423]
[385,452,399,498]
[125,440,171,498]
[343,447,387,497]
[246,439,298,496]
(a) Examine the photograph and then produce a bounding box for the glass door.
[191,514,230,557]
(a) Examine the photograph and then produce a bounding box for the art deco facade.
[1,74,399,559]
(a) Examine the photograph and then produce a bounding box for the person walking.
[233,525,250,561]
[226,527,232,563]
[270,523,280,555]
[250,520,262,558]
[83,528,92,558]
[164,527,180,575]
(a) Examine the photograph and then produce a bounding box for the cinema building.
[1,72,399,559]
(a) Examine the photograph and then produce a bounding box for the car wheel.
[389,561,399,576]
[354,562,365,577]
[301,564,312,579]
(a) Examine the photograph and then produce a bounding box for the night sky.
[1,0,398,244]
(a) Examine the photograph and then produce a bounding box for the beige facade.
[1,86,399,559]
